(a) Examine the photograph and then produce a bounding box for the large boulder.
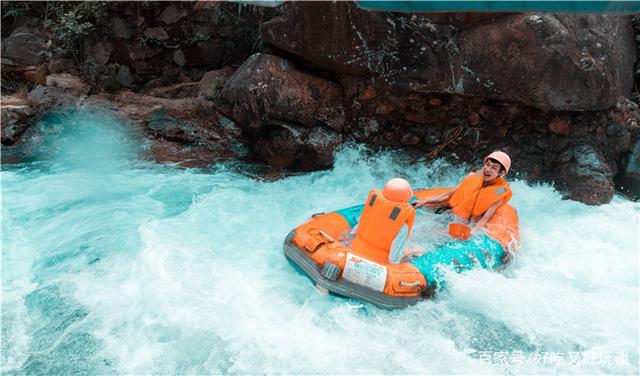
[172,41,226,68]
[615,138,640,200]
[459,14,636,110]
[553,144,615,205]
[2,90,247,168]
[198,66,235,100]
[219,53,345,131]
[45,73,91,95]
[1,97,36,145]
[82,92,248,167]
[1,26,46,67]
[157,4,188,25]
[252,124,342,171]
[261,2,635,111]
[83,39,114,65]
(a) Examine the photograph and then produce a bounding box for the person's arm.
[470,198,504,234]
[414,188,455,208]
[388,224,409,264]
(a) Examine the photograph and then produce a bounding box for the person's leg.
[409,235,506,288]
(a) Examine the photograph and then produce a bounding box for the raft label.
[342,253,387,292]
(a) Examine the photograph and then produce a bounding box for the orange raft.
[283,188,519,309]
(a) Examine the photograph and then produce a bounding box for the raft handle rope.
[318,230,335,243]
[399,280,421,287]
[312,212,326,218]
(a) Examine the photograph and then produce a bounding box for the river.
[2,110,638,374]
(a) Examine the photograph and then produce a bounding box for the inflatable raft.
[283,188,519,309]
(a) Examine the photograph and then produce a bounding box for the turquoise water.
[2,111,638,374]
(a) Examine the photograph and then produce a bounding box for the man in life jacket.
[352,178,415,264]
[413,151,512,235]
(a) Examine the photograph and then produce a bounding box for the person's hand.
[412,199,425,208]
[469,225,484,237]
[404,246,424,258]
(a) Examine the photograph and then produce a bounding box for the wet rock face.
[45,74,91,95]
[1,26,46,66]
[2,90,247,168]
[460,14,635,110]
[217,53,346,170]
[554,144,615,205]
[198,66,236,100]
[262,2,635,111]
[219,53,345,131]
[252,123,342,171]
[1,98,37,146]
[2,2,638,205]
[82,92,248,167]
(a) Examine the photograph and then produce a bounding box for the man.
[413,151,512,236]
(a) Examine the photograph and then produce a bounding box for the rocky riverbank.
[2,1,639,204]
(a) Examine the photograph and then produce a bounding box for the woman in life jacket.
[413,151,512,236]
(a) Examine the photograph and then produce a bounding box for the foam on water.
[2,111,638,374]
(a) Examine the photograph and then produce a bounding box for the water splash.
[2,111,638,374]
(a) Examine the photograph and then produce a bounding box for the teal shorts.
[409,234,506,288]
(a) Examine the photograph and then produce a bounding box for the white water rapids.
[1,111,638,374]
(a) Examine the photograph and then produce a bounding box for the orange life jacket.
[352,189,415,263]
[448,171,512,221]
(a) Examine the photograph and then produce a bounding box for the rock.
[468,111,480,126]
[358,86,377,101]
[1,97,35,145]
[176,41,226,68]
[375,103,395,115]
[45,73,90,95]
[116,66,134,88]
[429,98,443,106]
[149,82,199,99]
[536,138,550,150]
[158,4,188,25]
[84,40,113,65]
[261,1,392,75]
[548,117,571,136]
[298,126,343,170]
[404,111,428,124]
[610,96,640,127]
[400,133,421,145]
[612,136,640,197]
[129,44,162,61]
[47,58,75,74]
[478,105,491,119]
[262,2,636,111]
[81,92,247,167]
[554,144,614,205]
[149,140,230,168]
[353,117,380,141]
[253,124,305,169]
[22,67,47,85]
[173,49,186,67]
[460,14,635,110]
[424,128,441,145]
[252,124,342,171]
[109,17,132,39]
[28,85,81,107]
[615,138,640,200]
[1,26,46,66]
[219,53,345,131]
[198,66,235,100]
[144,27,170,41]
[626,138,640,176]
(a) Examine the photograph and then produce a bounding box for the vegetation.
[2,2,111,63]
